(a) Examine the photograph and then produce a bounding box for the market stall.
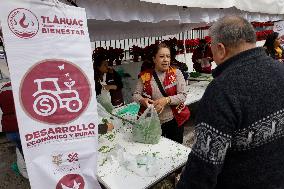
[1,1,284,188]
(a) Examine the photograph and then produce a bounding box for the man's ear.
[217,43,227,62]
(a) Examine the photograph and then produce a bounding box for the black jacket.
[177,47,284,189]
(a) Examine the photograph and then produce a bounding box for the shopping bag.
[133,105,161,144]
[97,89,114,113]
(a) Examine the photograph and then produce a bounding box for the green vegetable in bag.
[133,105,162,144]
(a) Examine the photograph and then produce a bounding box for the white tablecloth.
[185,81,210,105]
[97,130,191,189]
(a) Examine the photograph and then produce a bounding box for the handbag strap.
[153,71,168,97]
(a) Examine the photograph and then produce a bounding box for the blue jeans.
[6,132,23,156]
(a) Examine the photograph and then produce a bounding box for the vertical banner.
[0,1,101,188]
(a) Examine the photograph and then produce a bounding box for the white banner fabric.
[0,1,101,188]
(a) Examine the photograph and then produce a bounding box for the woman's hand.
[104,85,117,91]
[107,123,114,132]
[153,97,170,114]
[139,98,154,108]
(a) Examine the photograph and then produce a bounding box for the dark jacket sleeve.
[176,81,238,189]
[113,70,123,89]
[95,79,102,96]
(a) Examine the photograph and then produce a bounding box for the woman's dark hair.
[263,32,279,57]
[140,43,171,72]
[93,54,107,69]
[152,42,171,58]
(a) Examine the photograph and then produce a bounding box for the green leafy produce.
[190,72,201,78]
[133,114,161,144]
[98,145,114,153]
[105,133,115,141]
[99,158,108,166]
[102,118,109,124]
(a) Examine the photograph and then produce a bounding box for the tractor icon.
[32,78,83,116]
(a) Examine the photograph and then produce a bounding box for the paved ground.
[0,103,198,189]
[0,134,30,189]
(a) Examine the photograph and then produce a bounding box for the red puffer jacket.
[0,82,18,132]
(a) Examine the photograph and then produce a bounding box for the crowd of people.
[1,15,284,188]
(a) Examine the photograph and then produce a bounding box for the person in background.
[133,42,190,144]
[0,80,28,178]
[263,31,283,62]
[0,81,21,152]
[192,39,213,73]
[169,45,190,81]
[176,16,284,189]
[140,43,189,80]
[93,54,124,107]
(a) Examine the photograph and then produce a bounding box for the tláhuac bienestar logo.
[7,8,39,39]
[20,59,91,124]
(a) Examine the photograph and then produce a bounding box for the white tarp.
[140,0,284,15]
[67,0,284,40]
[0,0,101,188]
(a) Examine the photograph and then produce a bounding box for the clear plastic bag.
[97,89,114,113]
[133,105,162,144]
[104,145,159,177]
[120,150,159,177]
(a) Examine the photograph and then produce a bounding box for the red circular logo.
[7,8,39,39]
[56,174,85,189]
[20,59,91,124]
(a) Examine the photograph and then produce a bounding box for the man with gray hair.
[176,16,284,188]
